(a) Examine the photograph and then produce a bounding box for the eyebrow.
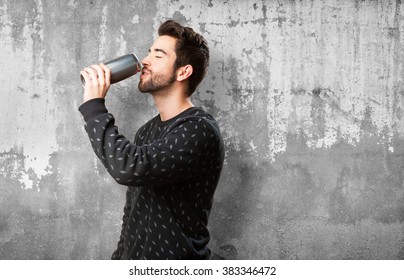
[149,48,168,55]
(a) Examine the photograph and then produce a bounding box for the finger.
[91,64,105,87]
[80,70,91,86]
[100,63,111,86]
[84,67,98,85]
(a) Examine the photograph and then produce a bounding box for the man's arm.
[78,99,223,187]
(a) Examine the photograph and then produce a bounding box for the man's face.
[138,35,177,93]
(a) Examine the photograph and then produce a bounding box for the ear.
[176,65,193,82]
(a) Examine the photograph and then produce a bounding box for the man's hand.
[80,63,111,103]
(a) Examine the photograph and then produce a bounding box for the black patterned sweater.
[78,98,225,259]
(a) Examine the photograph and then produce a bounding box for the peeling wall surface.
[1,0,404,260]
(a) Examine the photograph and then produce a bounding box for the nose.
[141,54,150,67]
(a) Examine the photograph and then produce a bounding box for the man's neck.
[152,88,194,121]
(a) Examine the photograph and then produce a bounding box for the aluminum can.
[81,53,142,85]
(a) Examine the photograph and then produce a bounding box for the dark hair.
[158,20,209,96]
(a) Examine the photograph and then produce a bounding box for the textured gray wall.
[1,0,404,259]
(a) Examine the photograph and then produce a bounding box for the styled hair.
[158,20,209,96]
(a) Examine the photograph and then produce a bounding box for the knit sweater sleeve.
[78,98,223,187]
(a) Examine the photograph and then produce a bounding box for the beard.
[138,69,176,93]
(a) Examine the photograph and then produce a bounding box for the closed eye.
[148,48,168,57]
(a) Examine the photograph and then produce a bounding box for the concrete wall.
[1,0,403,259]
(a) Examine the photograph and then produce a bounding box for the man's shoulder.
[173,107,219,128]
[171,107,223,143]
[137,107,222,139]
[181,107,217,121]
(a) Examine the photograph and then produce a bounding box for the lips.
[141,68,151,75]
[140,68,151,79]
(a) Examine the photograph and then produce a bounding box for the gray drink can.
[81,53,142,85]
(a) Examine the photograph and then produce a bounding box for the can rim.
[132,53,142,69]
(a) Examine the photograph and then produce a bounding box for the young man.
[78,20,224,260]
